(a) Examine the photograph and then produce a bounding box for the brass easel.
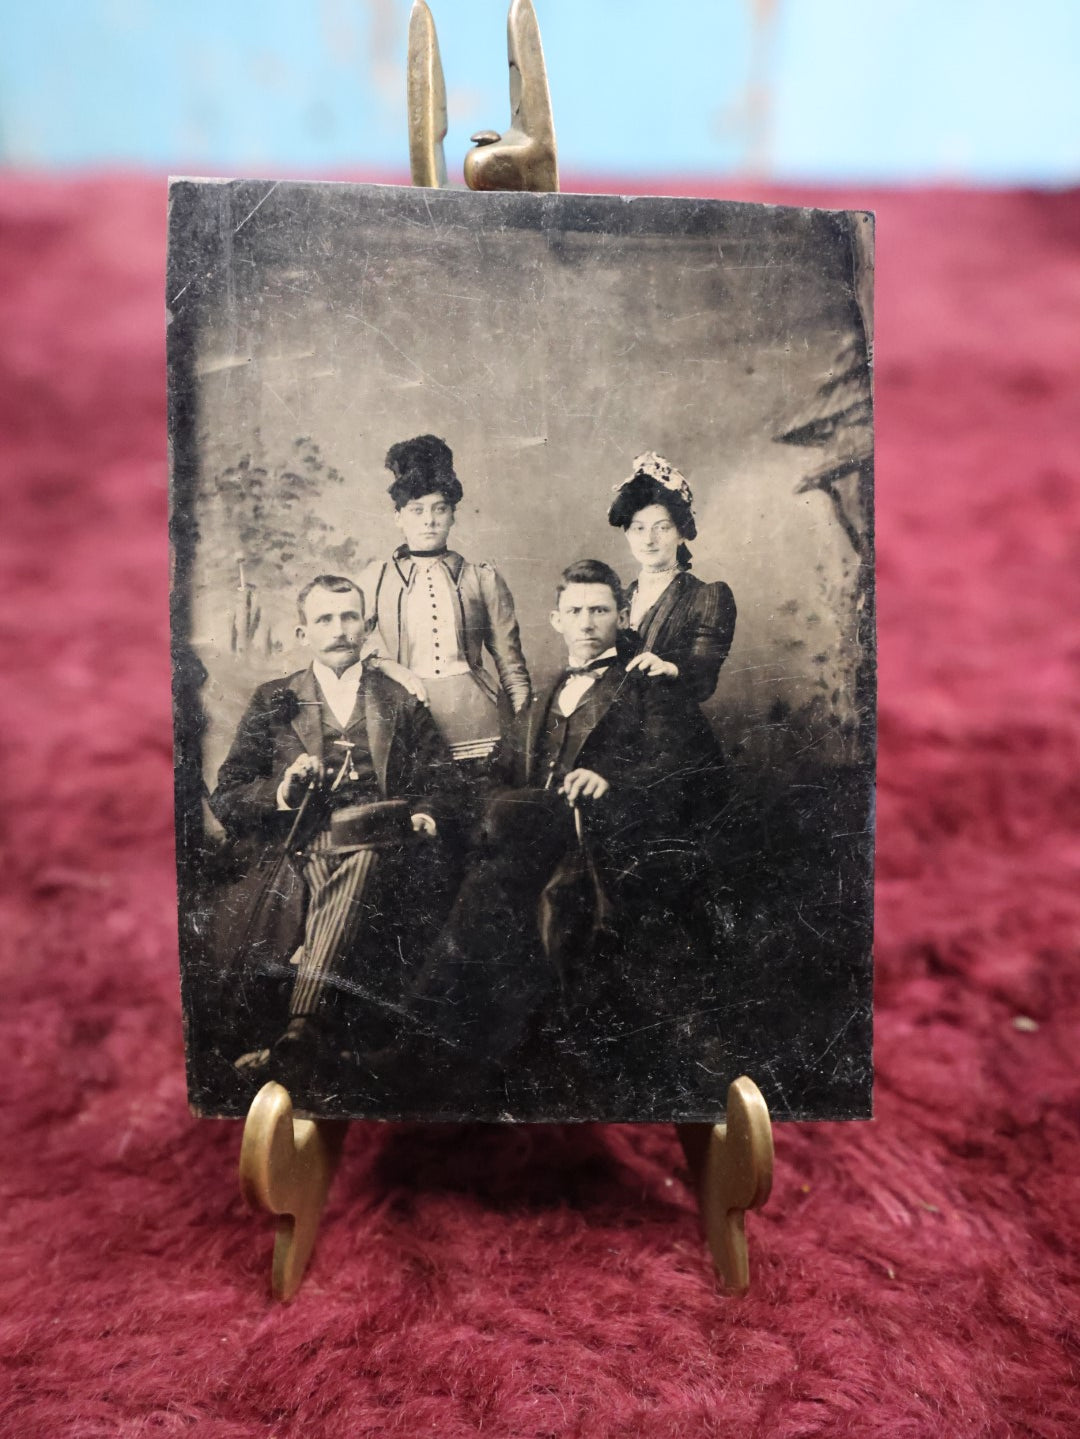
[239,0,773,1302]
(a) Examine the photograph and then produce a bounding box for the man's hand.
[625,651,679,680]
[562,769,610,806]
[280,753,324,808]
[411,812,438,837]
[370,657,429,705]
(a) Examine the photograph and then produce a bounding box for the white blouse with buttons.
[402,554,471,679]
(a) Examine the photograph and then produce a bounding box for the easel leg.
[239,1082,348,1301]
[677,1076,774,1294]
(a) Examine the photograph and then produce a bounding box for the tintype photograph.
[168,179,875,1123]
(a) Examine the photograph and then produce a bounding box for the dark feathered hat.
[384,434,463,508]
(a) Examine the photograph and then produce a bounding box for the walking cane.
[573,803,618,943]
[228,745,355,973]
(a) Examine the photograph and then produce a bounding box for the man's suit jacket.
[209,664,459,980]
[627,571,736,704]
[497,657,725,880]
[211,664,457,844]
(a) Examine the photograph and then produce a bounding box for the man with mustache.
[210,574,459,1078]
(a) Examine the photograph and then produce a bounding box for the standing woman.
[608,452,736,704]
[360,434,531,768]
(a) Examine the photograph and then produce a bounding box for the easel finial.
[407,1,448,189]
[408,0,558,192]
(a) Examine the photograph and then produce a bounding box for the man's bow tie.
[564,659,611,679]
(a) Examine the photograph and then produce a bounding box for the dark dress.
[627,570,736,704]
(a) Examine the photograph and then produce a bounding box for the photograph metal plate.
[168,180,875,1122]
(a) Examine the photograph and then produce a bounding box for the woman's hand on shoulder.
[368,656,429,705]
[625,651,680,680]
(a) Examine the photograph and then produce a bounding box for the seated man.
[417,558,724,1069]
[210,573,459,1078]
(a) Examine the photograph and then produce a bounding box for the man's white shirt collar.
[556,647,617,717]
[567,646,617,672]
[313,659,363,730]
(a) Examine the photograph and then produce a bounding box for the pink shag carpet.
[1,176,1078,1438]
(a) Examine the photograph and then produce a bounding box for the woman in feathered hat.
[360,434,531,767]
[608,452,736,704]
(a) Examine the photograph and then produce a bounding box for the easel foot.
[677,1076,774,1294]
[239,1082,348,1300]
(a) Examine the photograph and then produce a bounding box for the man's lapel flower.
[270,686,300,724]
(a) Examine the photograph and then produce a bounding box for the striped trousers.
[289,829,380,1019]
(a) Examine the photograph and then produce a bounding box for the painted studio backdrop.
[168,180,875,1122]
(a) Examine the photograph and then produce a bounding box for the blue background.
[2,0,1077,181]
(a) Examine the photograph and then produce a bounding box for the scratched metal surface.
[168,179,874,1123]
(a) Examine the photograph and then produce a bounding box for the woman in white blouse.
[360,434,531,766]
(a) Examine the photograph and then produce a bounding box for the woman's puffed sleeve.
[356,558,387,660]
[477,562,532,712]
[678,581,737,703]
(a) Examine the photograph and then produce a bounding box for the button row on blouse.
[429,575,442,673]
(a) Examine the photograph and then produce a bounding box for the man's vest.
[536,680,608,790]
[318,699,380,812]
